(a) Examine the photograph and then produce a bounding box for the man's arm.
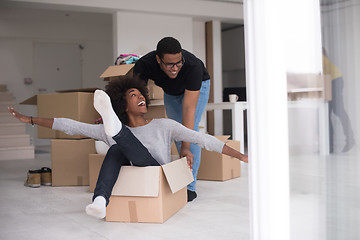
[180,90,200,162]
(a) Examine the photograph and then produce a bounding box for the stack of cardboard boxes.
[21,88,100,186]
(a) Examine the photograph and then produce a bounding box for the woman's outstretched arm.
[8,107,110,144]
[222,144,248,163]
[8,107,54,128]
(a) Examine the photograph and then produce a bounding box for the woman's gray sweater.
[52,118,225,165]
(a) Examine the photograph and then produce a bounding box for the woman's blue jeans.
[163,80,210,191]
[93,124,159,206]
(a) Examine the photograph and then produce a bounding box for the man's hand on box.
[180,147,193,170]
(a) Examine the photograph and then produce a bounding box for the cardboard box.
[21,89,100,139]
[106,157,193,223]
[51,139,96,186]
[100,65,164,100]
[145,104,167,119]
[89,153,183,193]
[197,136,241,181]
[89,154,105,192]
[100,64,135,81]
[147,80,164,100]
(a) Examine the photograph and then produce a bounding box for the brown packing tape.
[77,176,83,186]
[129,201,138,223]
[231,169,234,179]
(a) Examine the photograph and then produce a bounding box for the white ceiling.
[0,5,112,25]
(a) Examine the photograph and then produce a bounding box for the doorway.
[221,23,247,146]
[33,42,82,146]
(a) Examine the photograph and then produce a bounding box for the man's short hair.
[156,37,182,59]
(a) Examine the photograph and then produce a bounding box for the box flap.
[56,88,98,93]
[111,165,160,197]
[100,64,134,79]
[161,157,194,194]
[20,95,37,105]
[215,135,231,142]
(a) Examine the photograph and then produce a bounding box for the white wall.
[0,6,211,145]
[0,38,33,104]
[113,11,193,58]
[0,7,209,105]
[3,0,243,22]
[192,20,207,64]
[0,7,113,145]
[0,7,113,104]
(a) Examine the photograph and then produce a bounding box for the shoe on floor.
[40,167,52,186]
[24,169,41,188]
[187,190,197,202]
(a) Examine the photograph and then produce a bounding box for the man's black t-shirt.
[133,50,210,96]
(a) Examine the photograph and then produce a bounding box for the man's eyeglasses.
[160,57,185,69]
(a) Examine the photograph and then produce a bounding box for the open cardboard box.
[100,64,163,100]
[21,88,100,139]
[197,136,241,181]
[105,157,193,223]
[88,153,180,193]
[100,64,135,81]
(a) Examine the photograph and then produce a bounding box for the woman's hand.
[8,107,31,124]
[8,107,54,128]
[239,154,248,163]
[180,147,193,170]
[222,144,249,163]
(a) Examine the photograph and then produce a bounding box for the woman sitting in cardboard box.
[8,75,248,220]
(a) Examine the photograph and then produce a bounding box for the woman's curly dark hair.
[105,75,150,125]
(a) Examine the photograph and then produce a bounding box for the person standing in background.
[323,48,355,153]
[133,37,211,201]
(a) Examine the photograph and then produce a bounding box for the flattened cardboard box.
[100,65,163,100]
[197,136,241,181]
[21,89,100,139]
[106,158,194,223]
[52,139,96,186]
